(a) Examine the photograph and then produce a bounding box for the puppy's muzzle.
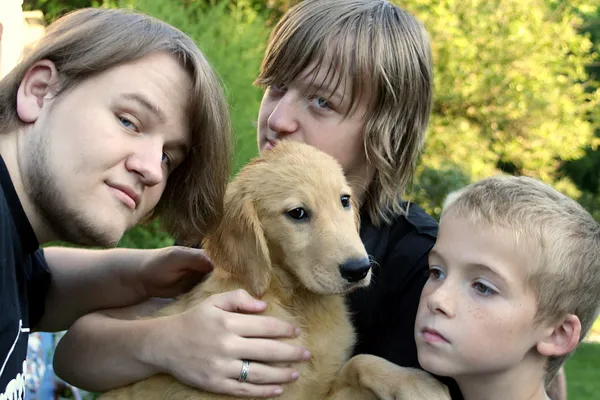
[339,258,371,283]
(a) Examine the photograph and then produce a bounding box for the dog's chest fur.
[101,268,360,400]
[186,270,358,399]
[267,292,356,399]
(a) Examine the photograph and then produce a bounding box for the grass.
[565,322,600,400]
[565,342,600,399]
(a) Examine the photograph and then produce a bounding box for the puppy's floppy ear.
[205,176,272,298]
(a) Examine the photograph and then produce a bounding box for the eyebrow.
[122,93,190,155]
[466,263,510,287]
[122,93,167,124]
[298,75,345,104]
[429,249,510,286]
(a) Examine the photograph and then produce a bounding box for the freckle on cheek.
[467,302,488,319]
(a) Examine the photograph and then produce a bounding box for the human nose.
[425,279,456,318]
[125,139,164,187]
[267,92,299,136]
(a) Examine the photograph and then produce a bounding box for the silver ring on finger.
[238,360,250,383]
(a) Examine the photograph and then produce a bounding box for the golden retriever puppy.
[100,141,450,400]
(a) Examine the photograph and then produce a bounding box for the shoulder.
[360,201,437,275]
[388,202,437,269]
[396,201,438,239]
[376,201,438,253]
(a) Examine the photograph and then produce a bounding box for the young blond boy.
[415,175,600,400]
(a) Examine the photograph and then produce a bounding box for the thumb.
[208,289,267,314]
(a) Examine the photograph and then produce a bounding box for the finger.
[217,380,284,398]
[208,289,268,313]
[234,338,311,364]
[171,246,214,274]
[228,360,299,385]
[178,271,211,293]
[223,313,300,338]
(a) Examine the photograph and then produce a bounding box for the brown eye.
[341,195,351,209]
[287,207,307,220]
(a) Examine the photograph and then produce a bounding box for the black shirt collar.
[0,153,39,253]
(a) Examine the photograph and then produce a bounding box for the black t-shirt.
[0,155,51,399]
[349,203,463,399]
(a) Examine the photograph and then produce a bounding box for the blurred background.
[2,0,599,398]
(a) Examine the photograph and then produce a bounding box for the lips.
[264,139,277,150]
[420,327,450,344]
[107,183,139,210]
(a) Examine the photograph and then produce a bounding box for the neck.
[346,164,375,207]
[269,265,345,316]
[457,361,549,400]
[0,129,56,244]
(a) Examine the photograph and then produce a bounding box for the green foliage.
[192,0,301,25]
[593,318,600,335]
[23,0,134,23]
[400,0,600,216]
[560,5,600,197]
[564,343,600,399]
[117,220,175,248]
[410,163,471,220]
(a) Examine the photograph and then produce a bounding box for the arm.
[35,246,212,332]
[53,298,176,391]
[54,290,309,398]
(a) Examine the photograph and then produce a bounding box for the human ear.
[537,314,581,357]
[16,59,60,123]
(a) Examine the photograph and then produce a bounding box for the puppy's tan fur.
[100,141,449,400]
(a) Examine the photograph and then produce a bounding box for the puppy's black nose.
[339,258,371,283]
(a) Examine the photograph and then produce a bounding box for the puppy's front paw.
[386,368,450,400]
[345,355,450,400]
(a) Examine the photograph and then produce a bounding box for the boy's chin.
[416,351,456,378]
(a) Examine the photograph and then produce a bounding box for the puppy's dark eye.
[341,195,351,209]
[287,207,307,220]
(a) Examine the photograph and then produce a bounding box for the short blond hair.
[0,7,232,240]
[443,175,600,382]
[255,0,433,226]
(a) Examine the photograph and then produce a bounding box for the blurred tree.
[560,5,600,215]
[399,0,600,217]
[23,0,134,22]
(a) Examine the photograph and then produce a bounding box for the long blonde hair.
[256,0,433,225]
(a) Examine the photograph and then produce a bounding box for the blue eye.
[473,281,498,297]
[119,116,137,131]
[311,96,331,109]
[429,266,446,280]
[161,152,171,165]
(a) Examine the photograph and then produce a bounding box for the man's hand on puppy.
[136,246,215,299]
[144,289,310,398]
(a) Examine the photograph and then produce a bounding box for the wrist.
[112,248,157,302]
[137,313,177,375]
